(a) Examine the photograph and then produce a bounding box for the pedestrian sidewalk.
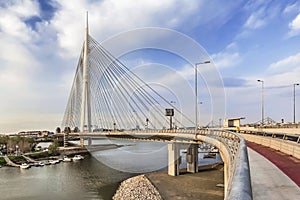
[247,147,300,200]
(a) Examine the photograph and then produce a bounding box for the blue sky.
[0,0,300,133]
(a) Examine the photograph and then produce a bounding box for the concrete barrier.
[227,137,252,200]
[241,134,300,159]
[239,127,300,135]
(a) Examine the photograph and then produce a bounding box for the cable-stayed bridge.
[61,17,193,133]
[59,15,252,200]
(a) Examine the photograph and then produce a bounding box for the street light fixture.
[293,83,299,124]
[195,61,210,132]
[257,80,264,126]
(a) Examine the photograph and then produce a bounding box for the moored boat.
[72,155,84,161]
[33,163,41,167]
[49,160,60,165]
[44,160,50,165]
[203,153,216,159]
[63,156,72,162]
[20,163,30,169]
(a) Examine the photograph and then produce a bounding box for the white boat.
[38,161,45,166]
[63,156,72,162]
[210,147,219,153]
[44,160,50,165]
[49,160,60,165]
[72,155,84,161]
[20,163,30,169]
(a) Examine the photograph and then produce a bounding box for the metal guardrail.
[195,129,252,200]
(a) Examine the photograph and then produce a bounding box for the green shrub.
[0,157,6,165]
[27,151,49,159]
[48,141,60,156]
[8,156,27,164]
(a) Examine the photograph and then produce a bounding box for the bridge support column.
[168,143,181,176]
[88,138,92,146]
[186,144,198,173]
[63,133,68,148]
[80,137,84,147]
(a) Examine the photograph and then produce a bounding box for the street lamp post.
[195,61,210,132]
[198,101,203,128]
[293,83,299,124]
[257,80,264,126]
[133,110,138,130]
[170,101,176,128]
[146,118,149,130]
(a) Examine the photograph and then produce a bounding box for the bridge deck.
[247,145,300,200]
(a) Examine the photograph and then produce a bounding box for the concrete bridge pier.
[80,137,84,147]
[63,133,68,148]
[186,144,198,173]
[168,143,181,176]
[88,138,92,146]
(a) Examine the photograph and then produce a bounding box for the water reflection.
[0,140,221,200]
[0,156,133,200]
[92,141,168,173]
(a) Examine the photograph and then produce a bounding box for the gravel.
[113,174,163,200]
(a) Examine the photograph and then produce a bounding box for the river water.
[0,139,221,200]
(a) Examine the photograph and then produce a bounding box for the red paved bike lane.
[247,141,300,187]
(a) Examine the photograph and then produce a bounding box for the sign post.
[165,108,174,130]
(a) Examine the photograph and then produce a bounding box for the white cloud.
[242,2,281,33]
[244,8,267,29]
[0,0,40,42]
[268,52,300,75]
[0,2,40,104]
[211,43,241,69]
[283,2,300,14]
[288,13,300,37]
[0,1,61,133]
[48,0,246,59]
[49,0,201,58]
[6,0,40,17]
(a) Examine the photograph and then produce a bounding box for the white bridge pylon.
[61,14,194,133]
[80,12,92,133]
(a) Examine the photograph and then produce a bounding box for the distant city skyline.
[0,0,300,133]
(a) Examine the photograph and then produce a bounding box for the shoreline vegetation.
[0,142,124,167]
[0,133,129,167]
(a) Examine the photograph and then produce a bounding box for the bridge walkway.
[247,143,300,200]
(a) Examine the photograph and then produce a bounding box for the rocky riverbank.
[113,174,162,200]
[113,163,224,200]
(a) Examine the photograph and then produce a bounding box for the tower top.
[86,11,89,30]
